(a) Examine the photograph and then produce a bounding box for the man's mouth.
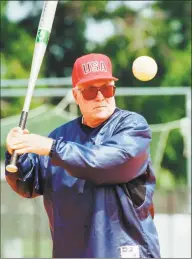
[94,106,106,109]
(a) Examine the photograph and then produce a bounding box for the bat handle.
[6,152,19,173]
[6,111,28,173]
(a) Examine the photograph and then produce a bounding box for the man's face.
[73,79,116,127]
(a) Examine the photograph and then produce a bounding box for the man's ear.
[72,89,79,105]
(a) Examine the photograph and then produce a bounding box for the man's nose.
[95,90,104,100]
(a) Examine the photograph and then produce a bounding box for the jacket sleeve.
[51,113,152,185]
[5,152,47,198]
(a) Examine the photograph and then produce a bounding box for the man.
[5,53,160,258]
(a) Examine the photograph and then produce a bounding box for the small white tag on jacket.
[120,245,140,258]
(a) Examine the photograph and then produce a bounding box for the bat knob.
[6,164,18,173]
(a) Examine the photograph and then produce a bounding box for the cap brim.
[75,74,118,86]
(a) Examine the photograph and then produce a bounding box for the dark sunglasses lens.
[82,88,98,100]
[101,85,115,98]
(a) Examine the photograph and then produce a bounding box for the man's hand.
[6,127,53,156]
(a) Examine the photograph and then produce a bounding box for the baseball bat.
[6,0,58,173]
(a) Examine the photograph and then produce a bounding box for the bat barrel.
[23,1,58,112]
[39,1,58,32]
[23,44,47,112]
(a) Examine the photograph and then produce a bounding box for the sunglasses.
[78,84,116,100]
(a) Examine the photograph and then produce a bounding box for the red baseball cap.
[72,53,118,87]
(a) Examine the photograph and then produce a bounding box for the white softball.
[132,56,158,81]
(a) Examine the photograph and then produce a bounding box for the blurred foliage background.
[1,0,192,188]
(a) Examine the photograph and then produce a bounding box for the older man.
[5,53,160,258]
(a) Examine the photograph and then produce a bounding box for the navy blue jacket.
[5,108,160,258]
